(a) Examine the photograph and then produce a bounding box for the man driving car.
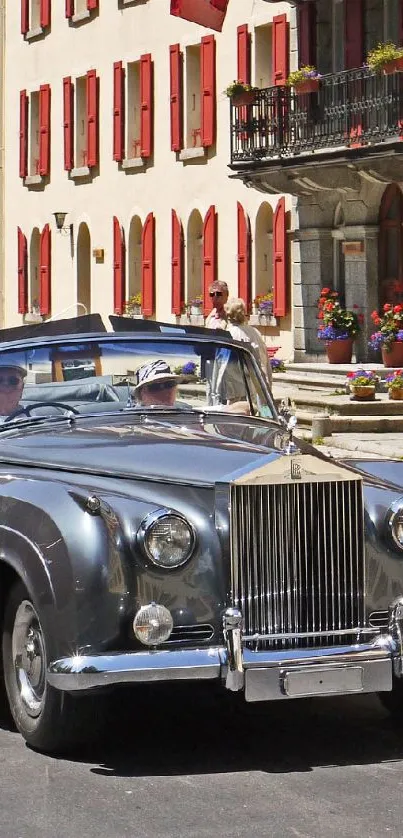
[0,361,26,417]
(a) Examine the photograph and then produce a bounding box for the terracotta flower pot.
[389,387,403,400]
[326,338,354,364]
[231,90,256,106]
[294,78,320,95]
[382,57,403,74]
[381,342,403,367]
[350,385,376,401]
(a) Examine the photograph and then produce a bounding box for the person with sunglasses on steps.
[205,281,229,329]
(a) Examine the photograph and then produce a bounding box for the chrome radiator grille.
[230,479,365,647]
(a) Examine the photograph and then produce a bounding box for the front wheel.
[2,582,103,753]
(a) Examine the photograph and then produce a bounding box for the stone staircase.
[271,362,403,439]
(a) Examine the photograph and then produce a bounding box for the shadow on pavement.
[59,683,403,777]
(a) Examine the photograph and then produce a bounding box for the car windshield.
[0,336,275,421]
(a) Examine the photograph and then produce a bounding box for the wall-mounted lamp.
[53,212,73,237]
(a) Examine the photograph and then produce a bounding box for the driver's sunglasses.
[209,291,223,298]
[0,375,22,388]
[145,380,177,393]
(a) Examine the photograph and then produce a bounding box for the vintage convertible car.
[0,314,403,753]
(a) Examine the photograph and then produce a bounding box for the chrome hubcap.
[12,601,46,717]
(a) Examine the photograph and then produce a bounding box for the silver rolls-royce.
[0,314,401,753]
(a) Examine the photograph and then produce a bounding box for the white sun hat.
[133,359,180,393]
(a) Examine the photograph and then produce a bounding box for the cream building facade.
[4,0,295,359]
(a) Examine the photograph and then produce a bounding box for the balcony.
[229,66,403,196]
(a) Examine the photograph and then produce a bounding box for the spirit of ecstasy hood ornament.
[278,399,298,455]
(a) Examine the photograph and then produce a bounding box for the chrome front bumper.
[47,601,403,698]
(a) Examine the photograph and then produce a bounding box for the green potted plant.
[187,294,203,315]
[287,66,321,95]
[317,288,362,363]
[386,369,403,400]
[369,304,403,366]
[253,292,274,316]
[124,293,142,316]
[346,369,379,401]
[225,80,258,106]
[366,42,403,74]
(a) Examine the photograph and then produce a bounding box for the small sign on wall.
[342,241,365,255]
[93,248,105,263]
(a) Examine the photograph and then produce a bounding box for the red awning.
[170,0,229,32]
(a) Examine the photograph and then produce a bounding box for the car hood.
[0,412,319,486]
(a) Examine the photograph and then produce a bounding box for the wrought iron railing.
[230,66,403,164]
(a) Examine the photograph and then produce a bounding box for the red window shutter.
[113,216,125,315]
[40,0,51,27]
[65,0,74,18]
[142,213,155,317]
[201,35,216,148]
[39,224,51,316]
[113,61,124,162]
[345,0,363,69]
[63,76,74,171]
[273,198,287,318]
[21,0,29,34]
[169,44,183,152]
[297,1,316,67]
[171,210,184,316]
[203,205,217,315]
[237,202,251,310]
[39,84,51,176]
[170,0,229,32]
[87,0,98,8]
[237,25,250,85]
[86,69,98,168]
[19,90,28,179]
[273,14,289,86]
[17,228,28,315]
[140,53,153,158]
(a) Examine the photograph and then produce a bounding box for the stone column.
[292,229,334,361]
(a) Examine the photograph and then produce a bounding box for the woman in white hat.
[134,360,181,407]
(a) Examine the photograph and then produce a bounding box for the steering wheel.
[4,401,80,422]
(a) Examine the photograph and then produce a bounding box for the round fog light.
[133,603,173,646]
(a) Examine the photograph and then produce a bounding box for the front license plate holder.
[282,665,363,698]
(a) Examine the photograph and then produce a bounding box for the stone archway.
[77,222,91,314]
[379,183,403,307]
[255,202,273,301]
[186,210,203,304]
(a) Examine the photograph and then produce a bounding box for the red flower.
[394,304,403,313]
[346,372,355,378]
[318,311,324,319]
[384,303,392,312]
[321,287,330,295]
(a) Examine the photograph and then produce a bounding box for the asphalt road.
[1,684,403,838]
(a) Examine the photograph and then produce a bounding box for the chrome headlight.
[133,603,173,646]
[138,509,195,569]
[389,506,403,550]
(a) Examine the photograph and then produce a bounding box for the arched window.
[186,210,203,305]
[77,222,91,314]
[29,228,40,314]
[255,202,273,303]
[128,216,143,307]
[379,183,403,307]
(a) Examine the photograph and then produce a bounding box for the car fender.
[0,476,130,660]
